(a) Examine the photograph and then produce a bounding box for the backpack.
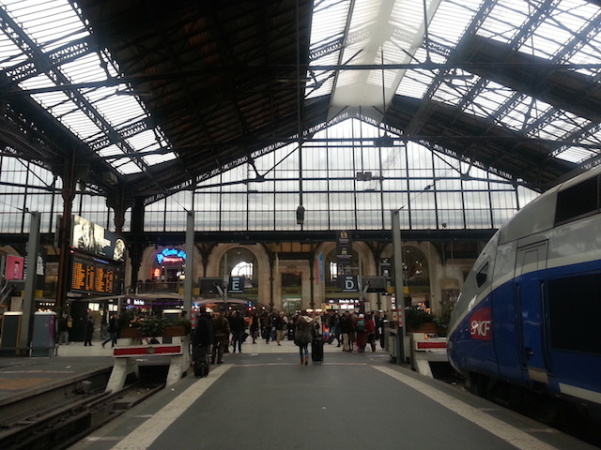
[356,319,365,331]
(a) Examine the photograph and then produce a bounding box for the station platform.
[10,338,584,450]
[0,343,114,407]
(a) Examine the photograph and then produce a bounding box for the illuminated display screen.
[71,257,121,295]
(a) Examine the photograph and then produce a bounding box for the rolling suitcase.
[192,345,210,377]
[311,337,324,363]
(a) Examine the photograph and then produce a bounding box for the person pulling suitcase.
[193,306,213,377]
[311,315,324,363]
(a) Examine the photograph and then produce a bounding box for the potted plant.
[405,307,437,333]
[434,300,455,337]
[118,309,140,339]
[138,316,165,340]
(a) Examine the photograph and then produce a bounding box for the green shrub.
[138,316,165,337]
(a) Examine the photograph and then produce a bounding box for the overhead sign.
[339,275,358,292]
[156,248,187,265]
[199,277,224,296]
[70,256,121,295]
[362,276,388,293]
[71,215,125,262]
[229,276,245,294]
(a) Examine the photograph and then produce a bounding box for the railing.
[130,281,187,294]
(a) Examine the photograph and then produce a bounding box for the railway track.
[0,370,164,450]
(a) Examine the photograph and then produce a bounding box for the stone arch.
[205,243,271,308]
[312,240,378,311]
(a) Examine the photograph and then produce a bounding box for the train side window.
[548,273,601,355]
[555,176,599,225]
[475,262,489,288]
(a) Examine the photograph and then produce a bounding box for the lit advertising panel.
[71,215,125,262]
[5,255,24,280]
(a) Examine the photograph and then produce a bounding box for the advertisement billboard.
[71,215,125,262]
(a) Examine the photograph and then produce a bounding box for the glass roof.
[309,0,601,166]
[0,0,175,175]
[1,0,601,181]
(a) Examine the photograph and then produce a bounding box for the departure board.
[71,257,120,295]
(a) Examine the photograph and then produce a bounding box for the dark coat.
[194,313,213,347]
[107,316,118,333]
[294,315,313,347]
[229,313,246,333]
[339,314,352,333]
[212,315,230,340]
[85,318,94,337]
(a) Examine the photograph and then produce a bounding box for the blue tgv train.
[447,165,601,418]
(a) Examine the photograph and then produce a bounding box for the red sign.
[113,345,183,357]
[469,306,492,341]
[5,255,24,280]
[161,256,184,265]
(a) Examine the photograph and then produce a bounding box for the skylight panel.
[478,0,530,44]
[567,135,601,162]
[0,0,174,173]
[113,159,142,176]
[520,28,570,60]
[553,0,599,29]
[309,0,349,47]
[143,152,177,167]
[554,145,595,164]
[326,0,443,111]
[34,91,78,117]
[19,74,103,140]
[428,0,480,44]
[459,85,513,120]
[60,109,104,140]
[98,145,126,159]
[0,33,28,68]
[126,130,163,152]
[60,53,106,84]
[397,70,432,99]
[17,72,54,91]
[433,75,478,105]
[536,112,589,140]
[9,0,84,50]
[496,98,555,132]
[92,95,146,129]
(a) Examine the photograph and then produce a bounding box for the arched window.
[232,261,253,279]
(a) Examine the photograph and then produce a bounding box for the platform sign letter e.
[229,276,244,294]
[469,306,492,341]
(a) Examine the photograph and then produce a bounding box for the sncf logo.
[469,307,492,341]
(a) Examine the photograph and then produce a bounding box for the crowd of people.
[55,307,389,363]
[192,308,389,367]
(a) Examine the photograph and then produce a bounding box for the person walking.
[102,314,119,348]
[339,311,352,351]
[211,310,230,364]
[355,313,368,352]
[294,311,314,365]
[260,311,272,344]
[249,313,260,344]
[57,315,70,345]
[274,312,287,346]
[229,310,246,353]
[193,306,213,377]
[84,316,94,346]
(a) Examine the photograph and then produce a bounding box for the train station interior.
[1,1,601,448]
[2,0,600,317]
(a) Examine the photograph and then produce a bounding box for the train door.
[516,241,549,386]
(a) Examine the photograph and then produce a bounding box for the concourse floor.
[66,337,595,450]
